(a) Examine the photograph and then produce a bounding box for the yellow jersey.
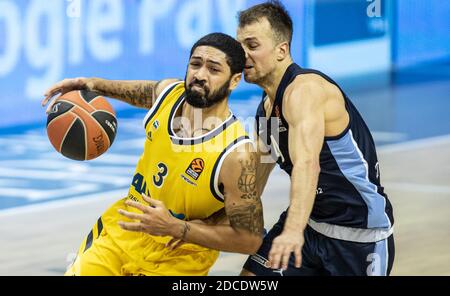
[96,81,251,275]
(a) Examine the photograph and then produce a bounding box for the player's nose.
[244,50,249,60]
[193,66,208,82]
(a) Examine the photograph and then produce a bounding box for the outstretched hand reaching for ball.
[42,77,92,114]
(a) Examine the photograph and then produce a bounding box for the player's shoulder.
[283,74,327,105]
[284,72,340,106]
[287,73,329,93]
[220,142,256,177]
[154,79,182,99]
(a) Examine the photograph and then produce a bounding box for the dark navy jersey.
[256,63,394,229]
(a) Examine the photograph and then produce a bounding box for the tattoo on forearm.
[205,208,227,225]
[96,81,156,108]
[180,222,190,240]
[228,202,263,235]
[238,156,257,200]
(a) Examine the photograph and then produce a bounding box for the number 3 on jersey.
[153,162,168,187]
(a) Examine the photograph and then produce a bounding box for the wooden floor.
[0,136,449,276]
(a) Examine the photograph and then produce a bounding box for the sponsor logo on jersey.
[274,106,287,132]
[153,120,160,130]
[185,158,204,180]
[274,105,281,117]
[180,174,197,186]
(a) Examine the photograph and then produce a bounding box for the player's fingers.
[43,82,64,98]
[125,199,150,213]
[45,93,63,114]
[118,221,143,232]
[43,78,85,106]
[166,237,178,248]
[171,240,185,250]
[268,245,283,269]
[117,209,147,222]
[143,194,163,207]
[294,246,302,268]
[281,248,292,270]
[166,238,184,250]
[42,88,62,107]
[141,193,156,207]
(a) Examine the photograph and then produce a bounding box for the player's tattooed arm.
[89,78,180,108]
[118,145,263,254]
[42,77,180,111]
[176,144,263,254]
[223,148,264,237]
[91,79,158,108]
[203,208,229,225]
[227,202,264,236]
[237,156,258,200]
[226,154,264,235]
[87,78,179,109]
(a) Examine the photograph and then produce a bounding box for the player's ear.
[276,41,290,61]
[229,73,242,91]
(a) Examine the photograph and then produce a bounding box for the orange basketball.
[46,90,117,161]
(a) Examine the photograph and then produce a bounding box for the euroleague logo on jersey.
[185,158,205,180]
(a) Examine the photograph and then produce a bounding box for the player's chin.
[243,72,257,83]
[186,95,208,108]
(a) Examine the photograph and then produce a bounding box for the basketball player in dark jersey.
[237,1,395,276]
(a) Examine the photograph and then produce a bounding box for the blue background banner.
[1,0,450,128]
[0,0,303,127]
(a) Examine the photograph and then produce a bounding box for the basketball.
[46,90,117,161]
[238,174,256,193]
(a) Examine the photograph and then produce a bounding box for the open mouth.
[244,65,254,70]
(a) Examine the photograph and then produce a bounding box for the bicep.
[219,148,264,236]
[284,82,326,165]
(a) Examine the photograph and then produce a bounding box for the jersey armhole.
[142,81,183,129]
[209,136,253,202]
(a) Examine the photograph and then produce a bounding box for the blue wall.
[394,0,450,69]
[1,0,449,128]
[0,0,304,127]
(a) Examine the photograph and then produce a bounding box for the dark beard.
[185,78,231,108]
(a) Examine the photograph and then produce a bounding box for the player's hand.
[41,77,92,114]
[165,237,185,250]
[117,193,178,237]
[268,229,304,270]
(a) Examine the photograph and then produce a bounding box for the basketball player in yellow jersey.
[42,33,264,276]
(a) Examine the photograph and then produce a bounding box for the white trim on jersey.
[212,139,254,201]
[168,95,236,141]
[308,219,394,243]
[142,81,182,128]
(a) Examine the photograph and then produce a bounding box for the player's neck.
[261,59,293,102]
[183,99,231,135]
[198,98,230,122]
